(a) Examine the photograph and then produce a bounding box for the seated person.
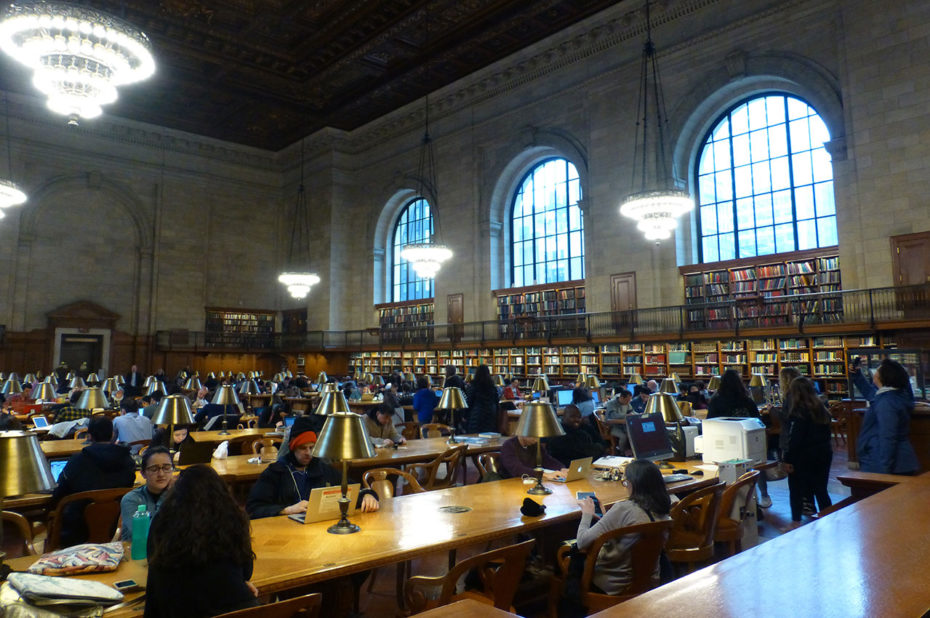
[51,390,92,423]
[51,415,136,547]
[499,435,568,480]
[112,399,153,454]
[547,405,606,467]
[630,385,650,415]
[364,403,407,448]
[502,378,522,401]
[153,425,195,463]
[193,399,230,427]
[0,395,23,430]
[572,387,597,418]
[140,393,164,420]
[684,384,708,410]
[604,389,635,453]
[575,459,671,595]
[246,427,380,519]
[119,446,174,540]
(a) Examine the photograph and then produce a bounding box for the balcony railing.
[155,283,930,353]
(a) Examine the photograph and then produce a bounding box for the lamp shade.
[707,375,721,391]
[585,375,601,390]
[493,374,505,387]
[207,372,217,380]
[285,370,293,378]
[532,376,550,392]
[317,372,328,385]
[644,392,684,423]
[670,372,682,383]
[749,374,767,388]
[218,371,225,379]
[315,391,351,416]
[659,378,679,395]
[102,377,120,395]
[238,379,261,395]
[145,381,167,397]
[144,376,157,388]
[22,373,36,384]
[677,400,693,417]
[1,379,23,395]
[0,431,55,497]
[114,375,124,385]
[313,412,376,461]
[628,373,644,385]
[236,372,246,381]
[212,384,242,407]
[151,394,195,426]
[86,374,101,386]
[436,387,467,410]
[65,372,74,380]
[320,382,339,393]
[373,375,385,386]
[30,382,57,402]
[364,373,374,383]
[69,376,86,389]
[48,374,59,386]
[184,377,203,391]
[514,402,565,438]
[76,387,109,411]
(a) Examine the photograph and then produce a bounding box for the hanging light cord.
[416,2,441,243]
[286,140,311,271]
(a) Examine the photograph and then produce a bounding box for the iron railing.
[154,283,930,352]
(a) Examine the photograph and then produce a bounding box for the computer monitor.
[556,389,573,407]
[624,383,638,396]
[50,459,68,484]
[284,415,297,427]
[626,413,674,463]
[591,391,600,404]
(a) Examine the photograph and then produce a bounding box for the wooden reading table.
[40,438,88,459]
[189,427,275,443]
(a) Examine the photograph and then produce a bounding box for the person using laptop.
[631,385,650,415]
[604,389,635,454]
[246,427,380,519]
[572,386,596,419]
[0,395,23,430]
[499,435,567,480]
[546,405,606,468]
[364,403,406,448]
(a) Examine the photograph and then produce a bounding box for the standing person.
[443,365,466,391]
[781,378,833,527]
[124,364,145,398]
[574,459,671,595]
[119,446,173,541]
[707,369,771,508]
[413,376,438,425]
[774,367,802,457]
[464,365,500,434]
[851,358,919,475]
[145,465,259,617]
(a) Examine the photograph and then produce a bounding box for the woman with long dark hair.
[145,465,258,617]
[575,460,671,595]
[572,386,595,418]
[465,365,500,434]
[782,378,833,525]
[852,358,919,474]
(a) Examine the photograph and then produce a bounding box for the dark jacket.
[465,383,500,434]
[782,411,832,467]
[444,374,466,391]
[51,442,136,548]
[246,454,377,519]
[707,392,759,419]
[499,436,563,479]
[853,373,919,474]
[547,422,606,467]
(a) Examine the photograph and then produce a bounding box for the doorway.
[59,334,103,374]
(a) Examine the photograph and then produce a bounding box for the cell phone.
[114,579,142,592]
[575,491,604,517]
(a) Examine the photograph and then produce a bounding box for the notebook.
[552,457,593,483]
[288,484,360,524]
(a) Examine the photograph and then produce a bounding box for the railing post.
[586,314,592,341]
[868,288,875,328]
[678,306,685,339]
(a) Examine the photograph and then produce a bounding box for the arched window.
[511,158,584,287]
[696,93,837,262]
[392,197,434,302]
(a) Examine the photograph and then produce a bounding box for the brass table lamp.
[645,392,685,462]
[152,394,195,449]
[493,374,505,387]
[628,373,644,386]
[30,382,57,403]
[707,375,721,391]
[1,378,23,396]
[184,377,203,391]
[145,381,167,397]
[584,375,601,390]
[659,377,680,395]
[532,376,550,399]
[317,371,328,385]
[514,402,565,495]
[320,382,340,393]
[238,379,261,396]
[77,387,109,413]
[102,377,120,396]
[313,412,376,534]
[315,390,351,416]
[212,385,243,435]
[436,386,467,435]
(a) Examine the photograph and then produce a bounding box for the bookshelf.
[376,299,434,343]
[494,280,585,339]
[205,307,275,348]
[681,248,841,329]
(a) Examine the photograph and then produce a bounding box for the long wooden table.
[40,438,88,459]
[591,476,930,617]
[189,427,275,443]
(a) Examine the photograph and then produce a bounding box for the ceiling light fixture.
[0,2,155,124]
[278,138,320,300]
[618,0,693,242]
[399,4,452,279]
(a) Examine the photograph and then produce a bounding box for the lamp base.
[527,467,552,494]
[327,519,361,535]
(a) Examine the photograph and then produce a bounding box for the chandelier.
[618,0,693,241]
[278,139,320,300]
[0,94,26,210]
[0,2,156,124]
[398,5,452,279]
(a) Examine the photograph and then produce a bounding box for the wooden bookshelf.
[376,298,434,343]
[205,307,275,348]
[494,280,585,339]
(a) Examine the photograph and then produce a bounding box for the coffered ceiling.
[0,0,630,150]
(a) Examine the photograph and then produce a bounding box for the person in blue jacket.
[851,358,919,475]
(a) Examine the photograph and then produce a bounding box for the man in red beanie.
[246,427,379,519]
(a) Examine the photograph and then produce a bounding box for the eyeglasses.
[145,464,174,474]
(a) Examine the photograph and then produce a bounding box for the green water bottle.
[130,504,150,560]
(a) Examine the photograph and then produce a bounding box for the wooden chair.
[475,452,502,482]
[828,402,847,446]
[548,519,673,616]
[396,421,420,441]
[666,482,725,574]
[214,592,321,618]
[362,467,425,498]
[251,437,281,456]
[127,439,150,453]
[714,470,760,557]
[420,423,453,439]
[593,411,618,454]
[1,510,38,557]
[408,444,467,490]
[74,429,89,441]
[46,487,133,551]
[405,538,535,613]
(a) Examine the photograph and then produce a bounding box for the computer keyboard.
[663,473,693,484]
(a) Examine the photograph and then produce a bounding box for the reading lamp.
[152,394,195,450]
[238,379,261,396]
[68,376,86,389]
[659,378,679,395]
[493,375,505,387]
[645,392,685,463]
[115,375,125,386]
[102,377,120,396]
[320,382,339,393]
[584,375,601,390]
[514,402,565,495]
[670,372,682,384]
[313,412,376,534]
[31,382,57,403]
[628,373,644,386]
[749,373,767,404]
[77,387,109,412]
[316,372,328,385]
[707,375,721,391]
[86,374,101,386]
[212,385,243,435]
[144,376,157,389]
[184,377,203,391]
[22,373,36,385]
[315,390,351,416]
[532,376,550,393]
[1,378,22,396]
[436,387,467,436]
[48,374,60,387]
[0,431,55,578]
[145,381,167,397]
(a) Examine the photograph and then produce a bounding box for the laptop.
[552,457,593,483]
[176,440,215,465]
[288,484,360,524]
[31,415,49,429]
[556,389,573,407]
[49,459,68,484]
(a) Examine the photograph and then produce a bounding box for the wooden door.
[891,232,930,318]
[610,272,637,332]
[447,293,464,342]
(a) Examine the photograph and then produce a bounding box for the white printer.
[694,417,767,465]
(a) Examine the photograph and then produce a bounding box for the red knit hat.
[289,430,317,450]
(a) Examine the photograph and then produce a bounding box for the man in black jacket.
[246,427,379,519]
[51,415,136,547]
[547,405,606,467]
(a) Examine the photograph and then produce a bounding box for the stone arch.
[370,182,419,305]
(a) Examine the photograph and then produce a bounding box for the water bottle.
[130,504,150,560]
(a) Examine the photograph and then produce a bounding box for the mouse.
[673,469,688,475]
[691,470,704,476]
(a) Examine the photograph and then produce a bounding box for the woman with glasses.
[119,446,174,541]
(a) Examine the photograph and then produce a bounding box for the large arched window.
[392,197,434,302]
[511,158,584,287]
[696,93,837,262]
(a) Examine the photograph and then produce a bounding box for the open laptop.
[288,484,360,524]
[176,440,215,465]
[552,457,593,483]
[31,415,50,429]
[49,459,68,484]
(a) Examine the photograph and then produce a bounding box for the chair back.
[592,411,618,453]
[408,444,467,490]
[405,538,535,612]
[476,452,502,481]
[214,592,322,618]
[396,421,420,441]
[251,437,280,461]
[46,487,132,551]
[1,510,38,557]
[362,467,425,498]
[718,469,760,526]
[667,482,725,565]
[420,423,453,439]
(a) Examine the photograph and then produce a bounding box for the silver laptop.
[288,484,360,524]
[553,457,593,483]
[31,415,49,429]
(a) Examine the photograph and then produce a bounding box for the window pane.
[699,174,716,205]
[701,205,718,235]
[392,198,435,302]
[795,185,815,220]
[809,117,830,150]
[817,216,838,246]
[717,203,735,233]
[815,182,835,216]
[719,233,736,260]
[570,257,582,280]
[812,149,833,183]
[768,125,788,158]
[747,98,768,131]
[773,190,793,223]
[713,140,731,170]
[792,151,813,186]
[754,193,774,227]
[797,219,817,250]
[738,229,757,257]
[750,129,769,162]
[766,98,785,125]
[734,165,752,198]
[789,118,811,151]
[715,171,733,201]
[751,161,771,195]
[732,133,751,166]
[703,236,719,262]
[736,198,755,230]
[731,104,749,135]
[513,219,524,242]
[712,118,730,141]
[775,223,795,253]
[757,226,775,255]
[770,156,791,191]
